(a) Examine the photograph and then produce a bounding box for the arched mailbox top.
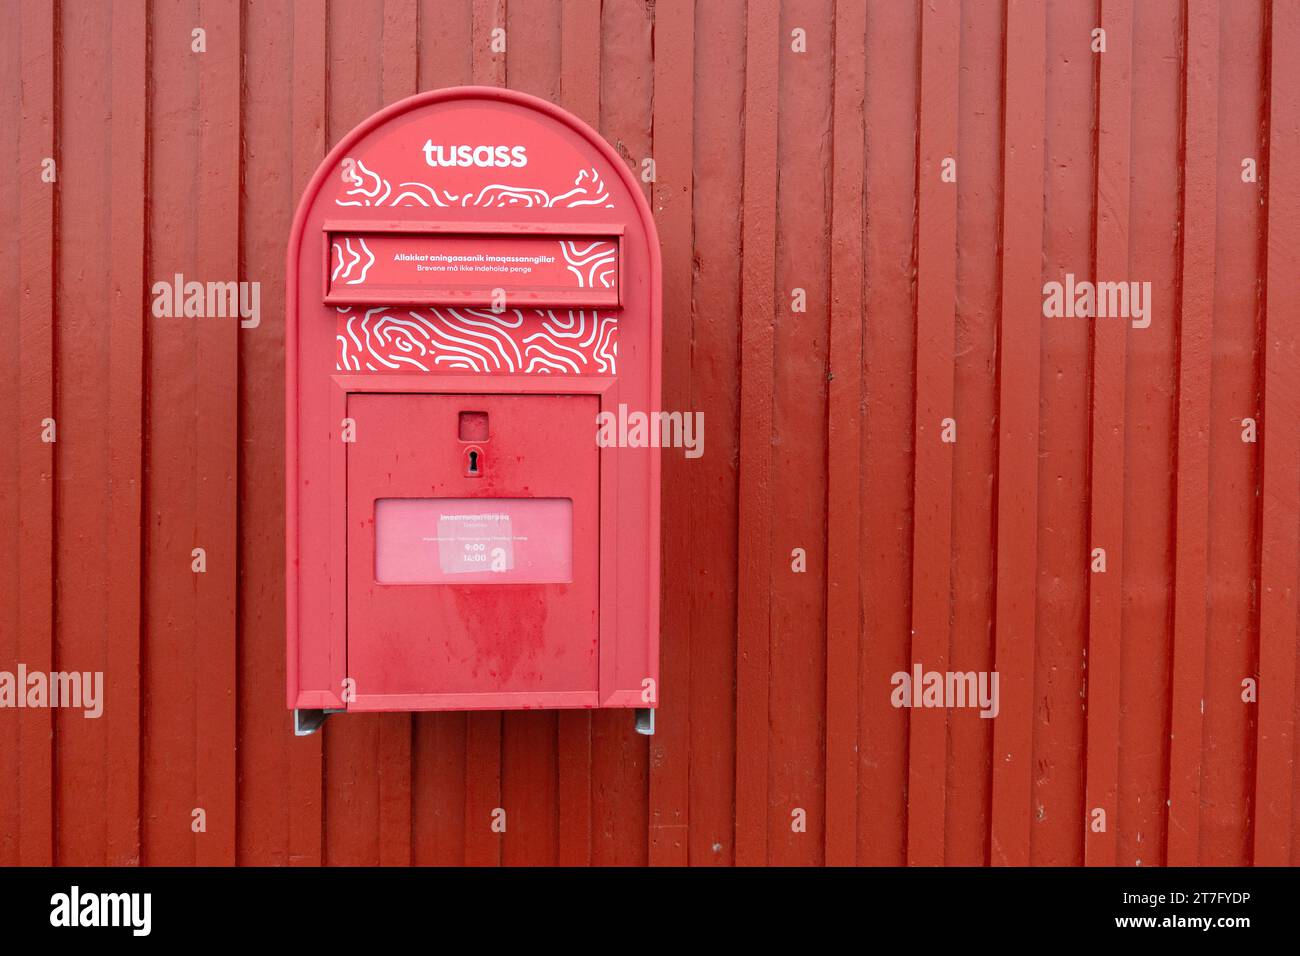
[287,86,661,318]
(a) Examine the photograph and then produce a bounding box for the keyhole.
[464,444,484,477]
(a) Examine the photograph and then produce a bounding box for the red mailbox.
[286,88,661,734]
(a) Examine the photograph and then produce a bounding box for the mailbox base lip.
[342,692,656,712]
[286,694,658,713]
[293,689,346,710]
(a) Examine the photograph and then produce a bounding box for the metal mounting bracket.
[634,708,655,736]
[294,708,343,736]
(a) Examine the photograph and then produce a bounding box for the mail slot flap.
[324,221,621,308]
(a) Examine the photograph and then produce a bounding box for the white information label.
[436,513,516,575]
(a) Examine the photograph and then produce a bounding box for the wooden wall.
[1,0,1297,866]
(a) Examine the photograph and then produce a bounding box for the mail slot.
[325,227,621,307]
[286,88,661,734]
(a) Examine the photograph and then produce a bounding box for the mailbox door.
[347,392,600,708]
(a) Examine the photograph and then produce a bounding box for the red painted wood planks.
[472,0,507,87]
[14,0,57,867]
[946,0,1002,866]
[1083,0,1132,869]
[1167,0,1219,867]
[1253,0,1300,867]
[1201,0,1266,866]
[240,0,300,866]
[768,0,834,867]
[906,0,960,867]
[735,0,779,867]
[859,0,921,866]
[826,0,867,868]
[1,0,1296,869]
[193,0,242,866]
[990,0,1046,868]
[648,0,694,867]
[687,0,746,868]
[107,0,147,868]
[54,2,114,865]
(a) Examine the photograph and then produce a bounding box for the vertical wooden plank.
[989,0,1046,868]
[1200,0,1265,867]
[383,0,418,101]
[1120,0,1184,866]
[945,0,1003,867]
[591,0,654,869]
[769,0,833,868]
[505,0,560,102]
[1029,0,1097,867]
[106,0,147,866]
[734,0,779,867]
[240,0,302,865]
[377,713,413,865]
[412,712,468,864]
[0,0,24,868]
[55,0,114,865]
[472,0,506,86]
[825,0,866,869]
[1166,0,1218,868]
[501,712,559,865]
[555,709,592,865]
[193,0,241,867]
[858,0,920,866]
[1083,0,1132,868]
[648,0,694,869]
[15,0,56,867]
[288,0,327,868]
[905,0,960,868]
[590,713,650,866]
[686,0,745,868]
[144,0,202,866]
[554,0,602,867]
[560,0,601,127]
[417,0,473,91]
[464,710,503,866]
[1253,0,1300,867]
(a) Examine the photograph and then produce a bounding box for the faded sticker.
[435,513,516,574]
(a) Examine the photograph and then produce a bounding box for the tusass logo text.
[50,886,151,936]
[422,142,528,169]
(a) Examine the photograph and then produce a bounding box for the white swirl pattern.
[337,161,614,209]
[559,240,617,289]
[331,237,376,284]
[336,307,617,375]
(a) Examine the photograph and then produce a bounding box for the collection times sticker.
[435,513,516,574]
